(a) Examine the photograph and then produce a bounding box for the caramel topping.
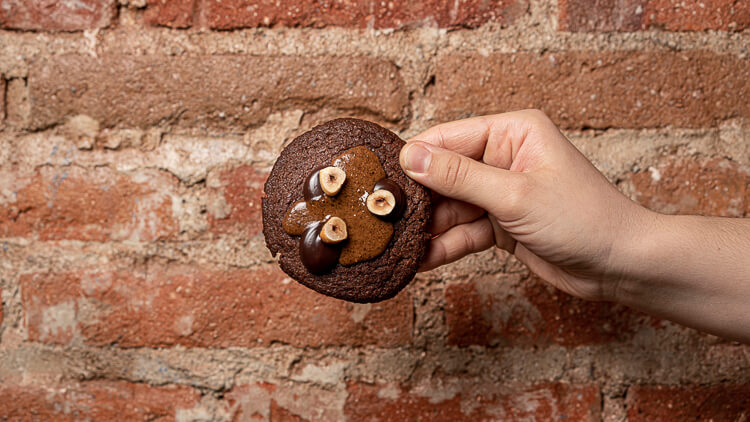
[283,146,394,266]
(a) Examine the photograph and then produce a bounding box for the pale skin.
[400,110,750,344]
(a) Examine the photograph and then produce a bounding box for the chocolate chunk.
[303,166,325,202]
[299,221,341,275]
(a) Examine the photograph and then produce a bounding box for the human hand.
[400,110,653,302]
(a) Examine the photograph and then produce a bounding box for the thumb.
[400,141,528,218]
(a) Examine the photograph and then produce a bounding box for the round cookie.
[262,118,431,303]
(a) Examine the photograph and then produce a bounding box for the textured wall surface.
[1,0,749,421]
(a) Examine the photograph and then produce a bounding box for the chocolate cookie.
[262,118,431,303]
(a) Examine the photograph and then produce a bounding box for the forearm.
[615,212,750,342]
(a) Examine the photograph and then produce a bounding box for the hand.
[400,109,750,342]
[400,110,652,302]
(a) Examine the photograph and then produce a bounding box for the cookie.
[262,118,431,303]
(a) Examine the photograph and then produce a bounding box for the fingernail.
[403,143,431,174]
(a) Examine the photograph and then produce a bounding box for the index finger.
[408,110,542,170]
[408,115,493,161]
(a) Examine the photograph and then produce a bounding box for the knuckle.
[445,202,461,227]
[435,240,449,266]
[462,226,477,253]
[439,154,470,193]
[504,174,532,210]
[434,126,448,149]
[520,109,554,128]
[524,108,550,122]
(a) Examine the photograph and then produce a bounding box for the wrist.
[604,211,750,342]
[604,205,669,304]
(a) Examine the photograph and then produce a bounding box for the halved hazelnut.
[366,189,396,216]
[320,216,348,244]
[319,167,346,196]
[373,179,405,219]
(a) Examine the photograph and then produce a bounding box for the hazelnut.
[319,167,346,196]
[320,216,348,244]
[366,189,396,216]
[373,179,405,219]
[300,222,340,274]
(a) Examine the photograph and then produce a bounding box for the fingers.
[408,109,554,169]
[409,115,493,160]
[513,243,602,301]
[429,197,485,235]
[488,214,516,253]
[400,141,529,219]
[419,216,495,272]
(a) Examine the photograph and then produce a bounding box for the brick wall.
[1,0,748,420]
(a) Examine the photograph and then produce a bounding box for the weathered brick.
[433,51,750,129]
[28,55,407,130]
[559,0,750,32]
[445,274,639,346]
[226,382,343,421]
[0,380,200,421]
[0,0,116,31]
[144,0,193,28]
[627,384,750,421]
[345,382,600,421]
[207,166,266,237]
[4,78,27,126]
[625,156,749,217]
[558,0,642,32]
[205,0,527,30]
[642,0,750,31]
[21,265,412,348]
[0,166,178,241]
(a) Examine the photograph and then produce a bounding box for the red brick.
[144,0,193,28]
[445,274,639,346]
[559,0,750,32]
[626,156,749,217]
[643,0,750,31]
[433,51,750,129]
[627,384,750,421]
[21,265,412,348]
[345,382,600,421]
[28,55,407,130]
[0,0,116,31]
[269,401,306,422]
[558,0,643,32]
[207,166,266,237]
[0,380,199,421]
[205,0,527,30]
[0,167,178,241]
[444,282,493,346]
